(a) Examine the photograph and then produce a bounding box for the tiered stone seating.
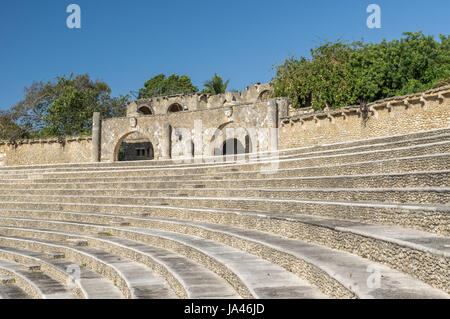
[0,128,448,299]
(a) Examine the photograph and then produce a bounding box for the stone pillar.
[161,122,172,160]
[91,112,101,162]
[277,98,289,118]
[267,99,279,152]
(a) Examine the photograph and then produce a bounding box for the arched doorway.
[116,132,155,161]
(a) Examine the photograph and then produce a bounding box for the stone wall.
[127,83,272,117]
[279,85,450,150]
[100,99,279,162]
[0,137,92,167]
[1,84,449,166]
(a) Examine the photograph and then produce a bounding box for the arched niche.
[167,103,184,114]
[137,105,153,115]
[257,90,272,102]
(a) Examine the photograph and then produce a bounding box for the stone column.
[267,99,279,152]
[277,98,289,118]
[91,112,101,162]
[161,122,172,160]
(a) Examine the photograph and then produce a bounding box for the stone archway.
[257,90,271,102]
[113,131,155,162]
[209,122,252,156]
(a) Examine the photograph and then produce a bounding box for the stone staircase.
[0,128,448,299]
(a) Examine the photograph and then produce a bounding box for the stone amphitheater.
[0,84,448,299]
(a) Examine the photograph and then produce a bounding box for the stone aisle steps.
[93,236,240,299]
[0,245,123,299]
[0,224,326,299]
[0,233,177,299]
[0,221,243,299]
[129,216,449,299]
[0,258,77,299]
[0,282,31,299]
[122,227,329,299]
[0,214,447,296]
[0,219,241,299]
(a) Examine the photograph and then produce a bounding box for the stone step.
[1,141,448,180]
[1,170,447,190]
[0,276,15,284]
[2,187,447,205]
[107,228,328,299]
[0,245,122,299]
[21,263,41,272]
[66,239,89,247]
[43,251,65,259]
[131,216,449,299]
[0,224,328,299]
[0,214,447,295]
[89,236,240,299]
[1,127,448,172]
[0,284,31,299]
[0,225,239,298]
[0,258,77,299]
[4,153,449,185]
[0,192,446,234]
[270,133,450,160]
[1,132,448,177]
[0,233,176,299]
[277,128,450,157]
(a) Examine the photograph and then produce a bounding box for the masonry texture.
[0,137,92,167]
[0,84,449,167]
[0,106,448,299]
[280,85,450,149]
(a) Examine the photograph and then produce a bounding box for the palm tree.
[202,74,230,95]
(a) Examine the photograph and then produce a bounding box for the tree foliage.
[202,73,230,95]
[0,110,25,140]
[272,31,450,110]
[9,74,128,138]
[138,74,198,99]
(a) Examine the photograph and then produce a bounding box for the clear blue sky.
[1,0,449,110]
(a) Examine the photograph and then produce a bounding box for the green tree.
[202,74,230,95]
[0,110,27,140]
[11,74,128,138]
[138,74,198,99]
[273,31,450,110]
